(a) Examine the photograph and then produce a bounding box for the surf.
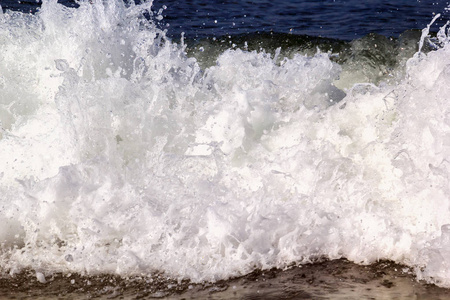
[0,0,450,288]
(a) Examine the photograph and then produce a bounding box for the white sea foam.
[1,0,450,287]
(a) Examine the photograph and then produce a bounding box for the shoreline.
[1,259,450,299]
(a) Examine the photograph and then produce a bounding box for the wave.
[1,0,450,287]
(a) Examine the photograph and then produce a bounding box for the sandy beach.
[1,259,449,299]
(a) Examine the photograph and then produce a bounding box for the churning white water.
[1,0,450,287]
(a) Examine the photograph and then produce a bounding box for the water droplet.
[65,254,74,262]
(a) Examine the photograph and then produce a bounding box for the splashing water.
[1,0,450,287]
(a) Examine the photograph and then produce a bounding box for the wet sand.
[1,259,449,299]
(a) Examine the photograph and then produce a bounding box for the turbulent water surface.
[1,0,450,293]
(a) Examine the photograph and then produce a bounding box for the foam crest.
[0,0,450,287]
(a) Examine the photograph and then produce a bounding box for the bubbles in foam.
[0,0,450,287]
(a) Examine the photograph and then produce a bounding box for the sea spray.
[0,0,450,287]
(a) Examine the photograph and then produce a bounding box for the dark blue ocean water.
[1,0,450,40]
